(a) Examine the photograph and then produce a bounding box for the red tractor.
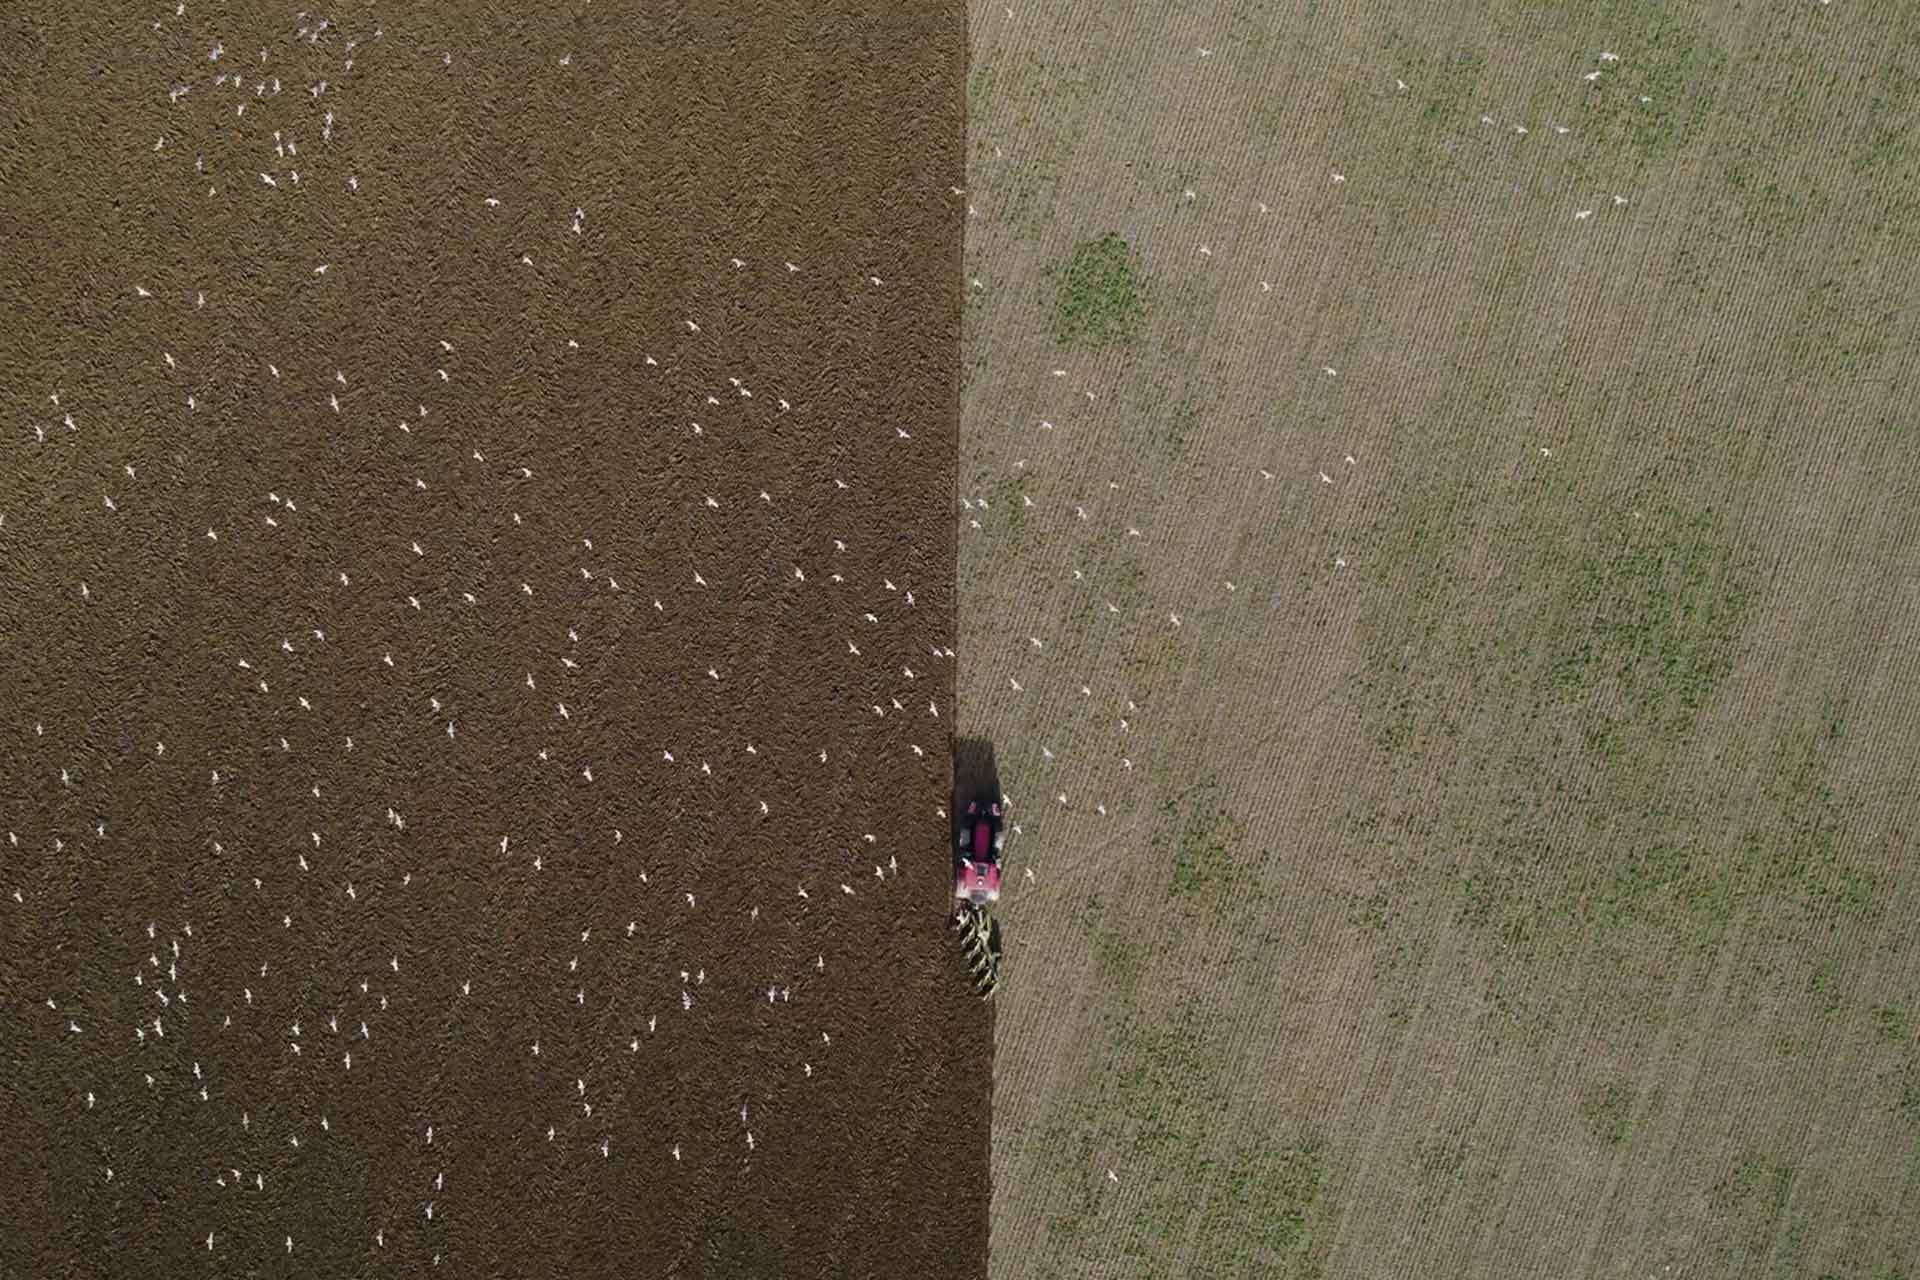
[954,797,1004,906]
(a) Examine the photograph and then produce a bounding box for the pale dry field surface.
[958,1,1920,1276]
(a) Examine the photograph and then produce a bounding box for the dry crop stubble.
[966,0,1920,1275]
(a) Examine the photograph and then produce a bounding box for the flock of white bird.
[9,8,1014,1266]
[17,2,1661,1262]
[970,42,1658,602]
[951,21,1678,1200]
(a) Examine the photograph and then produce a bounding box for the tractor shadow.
[950,735,1003,852]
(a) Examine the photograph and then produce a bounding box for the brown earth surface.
[0,3,976,1277]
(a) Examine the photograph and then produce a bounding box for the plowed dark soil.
[0,3,976,1276]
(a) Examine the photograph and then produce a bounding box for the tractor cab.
[954,798,1004,905]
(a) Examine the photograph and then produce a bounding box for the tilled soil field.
[0,3,974,1276]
